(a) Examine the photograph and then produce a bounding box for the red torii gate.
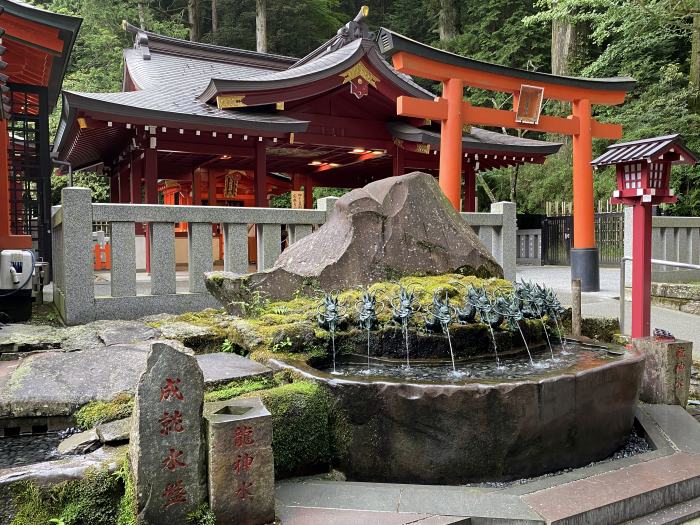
[377,29,636,291]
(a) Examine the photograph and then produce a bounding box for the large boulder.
[206,172,501,308]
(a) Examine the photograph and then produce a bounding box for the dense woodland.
[40,0,700,216]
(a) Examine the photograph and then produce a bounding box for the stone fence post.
[491,201,516,281]
[317,196,339,220]
[56,187,95,325]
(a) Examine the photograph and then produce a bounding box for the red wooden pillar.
[130,151,143,204]
[207,169,217,206]
[462,162,476,212]
[392,144,405,176]
[0,119,30,248]
[439,78,464,210]
[192,169,202,205]
[631,203,653,339]
[254,141,267,207]
[143,146,158,272]
[109,172,119,203]
[144,147,158,204]
[119,165,130,203]
[304,174,313,209]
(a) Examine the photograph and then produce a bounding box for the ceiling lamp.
[308,160,323,166]
[220,154,231,160]
[371,150,384,155]
[350,148,366,154]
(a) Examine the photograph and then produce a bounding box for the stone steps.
[624,496,700,524]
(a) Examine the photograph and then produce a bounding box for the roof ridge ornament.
[123,20,151,61]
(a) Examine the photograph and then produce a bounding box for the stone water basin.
[272,342,645,484]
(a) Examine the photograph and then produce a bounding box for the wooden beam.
[158,140,254,157]
[294,133,392,150]
[397,96,447,121]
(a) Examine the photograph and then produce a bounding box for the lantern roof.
[592,134,699,168]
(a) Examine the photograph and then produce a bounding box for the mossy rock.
[74,393,134,430]
[242,381,332,478]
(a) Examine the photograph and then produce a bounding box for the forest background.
[41,0,700,216]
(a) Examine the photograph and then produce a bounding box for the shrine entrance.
[377,28,636,291]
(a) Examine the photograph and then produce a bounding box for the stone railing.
[516,228,541,266]
[52,188,516,325]
[624,207,700,283]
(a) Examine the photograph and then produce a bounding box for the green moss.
[10,461,126,525]
[245,381,331,478]
[75,393,134,430]
[186,504,216,525]
[204,378,274,402]
[115,457,136,525]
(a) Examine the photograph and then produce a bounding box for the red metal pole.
[631,203,652,338]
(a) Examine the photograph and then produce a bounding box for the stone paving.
[0,320,271,418]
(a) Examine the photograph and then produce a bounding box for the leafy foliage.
[51,172,111,205]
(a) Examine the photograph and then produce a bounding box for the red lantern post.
[592,135,698,339]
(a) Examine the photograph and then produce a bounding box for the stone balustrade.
[624,208,700,283]
[52,187,516,325]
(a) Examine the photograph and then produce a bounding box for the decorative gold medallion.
[340,62,380,99]
[415,143,431,154]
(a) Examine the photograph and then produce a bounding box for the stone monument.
[130,342,206,524]
[205,397,274,525]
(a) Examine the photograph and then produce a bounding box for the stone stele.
[129,342,206,525]
[635,337,693,406]
[205,171,502,306]
[205,397,274,525]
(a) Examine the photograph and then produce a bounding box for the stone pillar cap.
[204,396,270,423]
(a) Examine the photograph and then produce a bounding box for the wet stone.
[57,428,101,455]
[205,397,274,525]
[96,417,131,444]
[130,342,206,525]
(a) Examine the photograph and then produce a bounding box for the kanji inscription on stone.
[205,397,274,525]
[130,342,206,524]
[636,338,693,406]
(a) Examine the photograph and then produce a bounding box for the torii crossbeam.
[377,28,636,292]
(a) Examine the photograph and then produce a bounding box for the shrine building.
[53,13,561,216]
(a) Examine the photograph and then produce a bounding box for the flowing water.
[330,326,338,374]
[442,322,457,372]
[322,342,619,383]
[516,322,535,366]
[402,317,410,368]
[539,316,555,359]
[487,324,502,368]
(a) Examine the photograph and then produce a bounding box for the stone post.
[490,201,516,281]
[317,196,339,221]
[205,397,274,525]
[633,337,693,406]
[130,342,206,524]
[56,187,95,325]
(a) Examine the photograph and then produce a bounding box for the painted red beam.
[391,52,630,105]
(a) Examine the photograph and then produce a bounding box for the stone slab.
[522,452,700,524]
[57,428,100,455]
[276,507,470,525]
[196,353,272,386]
[97,322,160,346]
[0,345,272,417]
[640,404,700,455]
[96,417,131,444]
[635,337,693,406]
[275,480,542,523]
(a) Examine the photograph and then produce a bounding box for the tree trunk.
[510,164,519,203]
[256,0,267,53]
[551,20,586,76]
[691,10,700,111]
[211,0,218,41]
[188,0,200,42]
[439,0,459,41]
[137,0,147,29]
[476,171,497,204]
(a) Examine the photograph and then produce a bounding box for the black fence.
[541,212,623,266]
